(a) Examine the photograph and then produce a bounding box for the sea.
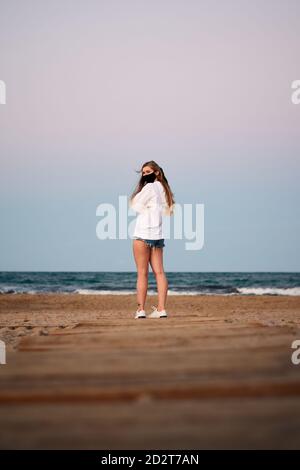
[0,272,299,296]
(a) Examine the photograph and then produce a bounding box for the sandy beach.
[0,293,300,449]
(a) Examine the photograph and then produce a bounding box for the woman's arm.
[129,183,154,213]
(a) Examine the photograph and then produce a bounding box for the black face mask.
[142,172,156,184]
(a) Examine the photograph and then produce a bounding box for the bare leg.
[150,247,168,311]
[133,239,151,311]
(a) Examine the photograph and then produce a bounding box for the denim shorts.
[134,237,165,248]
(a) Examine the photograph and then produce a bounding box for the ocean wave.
[74,289,141,295]
[1,287,300,296]
[74,289,216,296]
[237,287,300,296]
[0,287,38,294]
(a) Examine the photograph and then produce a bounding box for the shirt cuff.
[129,200,147,213]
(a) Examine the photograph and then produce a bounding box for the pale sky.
[0,0,299,271]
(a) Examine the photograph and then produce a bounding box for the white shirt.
[129,181,168,239]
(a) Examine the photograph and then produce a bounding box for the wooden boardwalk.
[0,294,300,449]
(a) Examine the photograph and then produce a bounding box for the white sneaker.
[135,309,146,319]
[148,305,168,318]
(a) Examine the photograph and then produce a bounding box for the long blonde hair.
[130,161,175,215]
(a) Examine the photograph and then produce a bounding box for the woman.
[129,161,175,319]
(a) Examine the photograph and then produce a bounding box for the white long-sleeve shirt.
[129,181,168,239]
